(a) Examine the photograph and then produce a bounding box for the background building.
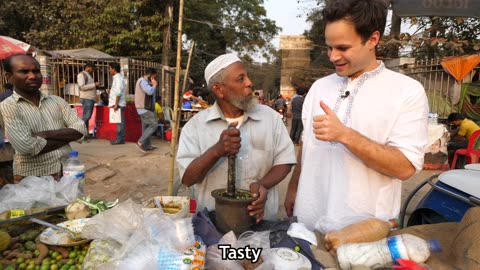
[279,35,313,99]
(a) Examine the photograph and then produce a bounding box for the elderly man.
[0,54,87,182]
[176,54,296,222]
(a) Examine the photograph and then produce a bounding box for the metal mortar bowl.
[211,188,256,235]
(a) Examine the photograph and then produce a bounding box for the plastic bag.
[206,231,244,270]
[236,230,271,250]
[0,175,81,213]
[206,230,274,270]
[81,199,144,244]
[82,239,121,270]
[81,199,198,269]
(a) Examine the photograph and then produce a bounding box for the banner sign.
[392,0,480,18]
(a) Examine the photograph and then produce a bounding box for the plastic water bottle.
[63,150,85,194]
[336,233,442,270]
[325,218,400,252]
[433,113,438,124]
[428,112,434,124]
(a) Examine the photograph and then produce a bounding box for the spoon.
[30,218,83,241]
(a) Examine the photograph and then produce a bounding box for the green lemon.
[68,251,77,259]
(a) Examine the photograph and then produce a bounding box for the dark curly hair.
[447,113,465,123]
[322,0,388,43]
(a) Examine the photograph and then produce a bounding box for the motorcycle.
[400,166,480,228]
[276,108,287,125]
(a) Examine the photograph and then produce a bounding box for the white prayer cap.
[204,53,241,84]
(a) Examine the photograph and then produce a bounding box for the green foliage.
[245,48,281,96]
[304,8,329,66]
[406,16,480,59]
[0,0,280,90]
[183,0,279,60]
[180,0,280,86]
[0,0,278,62]
[298,0,480,61]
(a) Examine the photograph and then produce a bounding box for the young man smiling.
[285,0,429,234]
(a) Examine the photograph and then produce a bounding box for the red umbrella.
[0,35,35,60]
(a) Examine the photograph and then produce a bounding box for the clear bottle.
[63,150,85,194]
[428,112,433,124]
[325,218,400,252]
[337,234,442,270]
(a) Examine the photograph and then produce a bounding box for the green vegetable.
[75,196,119,216]
[25,241,36,251]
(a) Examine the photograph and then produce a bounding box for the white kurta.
[294,64,429,233]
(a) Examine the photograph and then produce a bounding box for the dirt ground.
[74,122,444,224]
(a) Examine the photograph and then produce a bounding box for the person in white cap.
[176,53,296,222]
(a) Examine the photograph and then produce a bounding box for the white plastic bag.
[0,175,81,213]
[81,199,144,244]
[236,230,271,250]
[81,199,197,269]
[206,231,244,270]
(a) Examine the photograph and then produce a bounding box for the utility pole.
[161,0,173,108]
[168,0,184,195]
[161,0,173,67]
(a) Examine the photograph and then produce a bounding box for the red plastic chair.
[450,129,480,169]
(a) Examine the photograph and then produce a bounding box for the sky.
[262,1,417,50]
[263,0,313,49]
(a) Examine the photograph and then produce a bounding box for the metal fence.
[126,58,176,109]
[0,56,177,108]
[49,57,118,104]
[389,58,480,118]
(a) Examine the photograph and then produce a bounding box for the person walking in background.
[0,54,86,182]
[134,68,158,152]
[273,94,286,111]
[447,112,480,168]
[290,88,306,145]
[285,0,428,233]
[0,82,14,102]
[107,62,126,145]
[77,62,100,142]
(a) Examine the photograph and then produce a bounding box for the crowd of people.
[0,0,479,240]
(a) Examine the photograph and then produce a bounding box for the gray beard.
[229,94,258,111]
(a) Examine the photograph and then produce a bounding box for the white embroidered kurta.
[294,63,429,233]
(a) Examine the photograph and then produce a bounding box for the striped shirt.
[0,91,87,176]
